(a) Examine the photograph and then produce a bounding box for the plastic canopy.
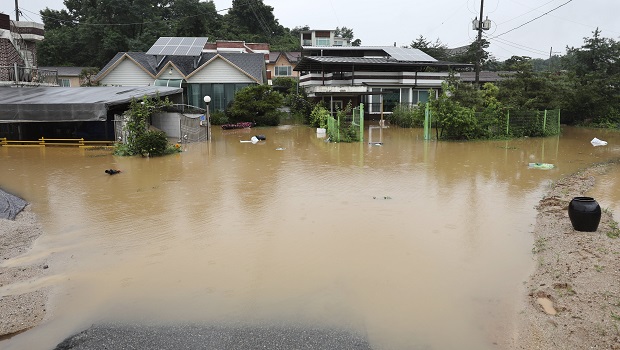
[0,86,183,123]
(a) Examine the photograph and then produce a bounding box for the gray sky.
[3,0,619,60]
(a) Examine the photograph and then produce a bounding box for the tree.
[79,67,100,86]
[497,56,565,111]
[410,36,450,61]
[226,85,285,126]
[560,29,620,125]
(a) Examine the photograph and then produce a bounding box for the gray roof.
[96,52,265,83]
[295,55,472,72]
[0,86,182,122]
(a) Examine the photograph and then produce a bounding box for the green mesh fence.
[423,108,561,139]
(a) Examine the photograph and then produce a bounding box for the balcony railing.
[0,65,59,86]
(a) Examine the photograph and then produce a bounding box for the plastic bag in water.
[591,137,608,146]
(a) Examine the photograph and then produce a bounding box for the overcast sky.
[2,0,619,61]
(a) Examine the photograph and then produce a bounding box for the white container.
[316,128,326,134]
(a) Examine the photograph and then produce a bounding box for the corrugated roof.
[0,86,182,122]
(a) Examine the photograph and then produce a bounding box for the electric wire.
[487,0,573,39]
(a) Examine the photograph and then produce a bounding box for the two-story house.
[295,29,472,118]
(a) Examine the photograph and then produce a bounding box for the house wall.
[158,67,184,80]
[0,38,25,81]
[99,59,154,86]
[188,58,255,84]
[267,54,299,79]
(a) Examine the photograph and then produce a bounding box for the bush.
[135,130,170,157]
[226,85,284,126]
[309,104,330,128]
[209,110,229,125]
[389,103,425,127]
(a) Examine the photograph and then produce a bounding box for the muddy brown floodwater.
[2,125,620,350]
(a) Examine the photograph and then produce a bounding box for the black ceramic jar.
[568,196,601,232]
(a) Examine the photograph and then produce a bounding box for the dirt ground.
[1,162,620,347]
[0,206,49,338]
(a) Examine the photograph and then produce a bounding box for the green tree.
[497,56,566,111]
[410,35,450,61]
[226,85,285,126]
[561,29,620,125]
[79,67,100,86]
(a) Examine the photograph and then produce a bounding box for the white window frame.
[274,66,292,76]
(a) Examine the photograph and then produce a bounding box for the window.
[274,66,292,76]
[316,38,330,46]
[59,79,71,87]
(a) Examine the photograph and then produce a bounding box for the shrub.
[309,104,330,128]
[135,130,169,157]
[226,85,284,126]
[209,110,229,125]
[389,103,425,128]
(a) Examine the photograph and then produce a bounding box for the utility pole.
[474,0,485,86]
[15,0,20,20]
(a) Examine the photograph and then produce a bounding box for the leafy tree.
[335,26,360,46]
[79,67,100,86]
[410,36,450,61]
[561,29,620,125]
[226,85,285,126]
[497,56,566,111]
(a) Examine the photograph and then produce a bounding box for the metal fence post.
[506,110,510,136]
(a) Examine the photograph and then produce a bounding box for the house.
[39,66,90,87]
[300,29,352,47]
[295,30,472,118]
[95,37,268,112]
[267,51,301,81]
[0,13,58,86]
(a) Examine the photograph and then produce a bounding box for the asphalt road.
[53,323,374,350]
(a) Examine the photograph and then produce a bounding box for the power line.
[486,35,550,56]
[488,0,573,39]
[497,0,558,25]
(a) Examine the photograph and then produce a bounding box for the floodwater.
[1,125,620,350]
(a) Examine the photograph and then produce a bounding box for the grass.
[532,237,548,254]
[606,221,620,239]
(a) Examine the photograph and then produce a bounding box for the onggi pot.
[568,197,601,232]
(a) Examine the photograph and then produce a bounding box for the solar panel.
[383,47,437,62]
[146,37,208,57]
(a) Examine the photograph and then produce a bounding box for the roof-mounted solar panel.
[146,37,208,57]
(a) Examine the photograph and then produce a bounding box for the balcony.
[0,65,59,86]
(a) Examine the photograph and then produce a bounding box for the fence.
[326,104,364,142]
[423,108,561,139]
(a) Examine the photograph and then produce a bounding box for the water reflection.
[1,125,619,350]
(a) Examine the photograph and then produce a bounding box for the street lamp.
[203,95,211,141]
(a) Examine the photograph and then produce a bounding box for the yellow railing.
[0,138,115,147]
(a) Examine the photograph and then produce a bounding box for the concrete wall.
[151,112,180,138]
